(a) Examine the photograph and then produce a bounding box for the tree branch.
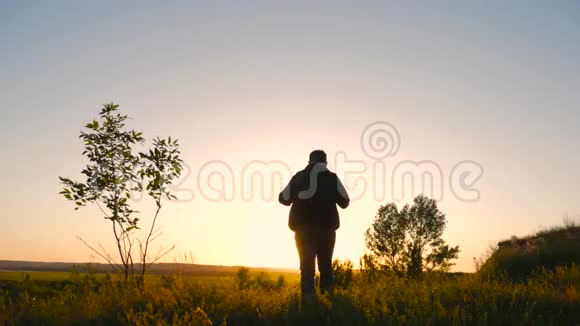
[76,236,121,274]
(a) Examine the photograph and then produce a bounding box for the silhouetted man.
[279,150,350,296]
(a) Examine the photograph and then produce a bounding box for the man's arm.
[278,176,295,206]
[336,177,350,209]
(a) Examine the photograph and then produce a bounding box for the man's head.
[309,149,327,164]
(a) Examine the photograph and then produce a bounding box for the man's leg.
[317,229,336,294]
[295,229,316,296]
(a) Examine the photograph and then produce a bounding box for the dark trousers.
[294,226,336,295]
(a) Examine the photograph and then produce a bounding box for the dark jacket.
[279,163,350,231]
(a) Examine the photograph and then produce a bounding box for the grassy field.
[0,271,78,282]
[0,270,299,284]
[1,262,580,325]
[2,224,580,325]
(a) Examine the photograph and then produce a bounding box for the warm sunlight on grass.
[2,263,580,325]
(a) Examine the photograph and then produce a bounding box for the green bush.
[234,267,287,291]
[332,259,354,289]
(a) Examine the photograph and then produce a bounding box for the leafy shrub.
[332,259,353,289]
[234,267,251,290]
[234,268,287,291]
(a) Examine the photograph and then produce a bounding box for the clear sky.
[1,1,579,272]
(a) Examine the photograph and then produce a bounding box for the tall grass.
[2,263,580,325]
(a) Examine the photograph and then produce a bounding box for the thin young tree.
[59,103,183,286]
